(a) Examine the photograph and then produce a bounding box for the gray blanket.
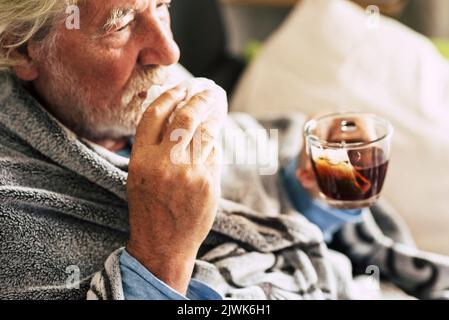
[1,71,449,300]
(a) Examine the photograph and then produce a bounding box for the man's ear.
[10,43,40,81]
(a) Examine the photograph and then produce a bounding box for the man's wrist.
[282,157,364,242]
[126,240,198,295]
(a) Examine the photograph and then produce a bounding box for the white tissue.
[139,78,217,125]
[167,78,216,123]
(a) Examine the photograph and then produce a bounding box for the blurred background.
[169,0,449,256]
[170,0,449,95]
[222,0,449,56]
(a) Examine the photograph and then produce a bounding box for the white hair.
[0,0,174,141]
[0,0,79,70]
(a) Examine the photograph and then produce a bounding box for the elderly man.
[1,0,448,300]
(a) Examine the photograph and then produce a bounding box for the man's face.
[31,0,180,140]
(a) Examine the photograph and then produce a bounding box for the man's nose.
[137,15,180,66]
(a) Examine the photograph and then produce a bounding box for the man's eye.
[116,24,130,32]
[115,19,136,33]
[157,2,171,10]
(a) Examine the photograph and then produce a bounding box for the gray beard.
[40,58,169,141]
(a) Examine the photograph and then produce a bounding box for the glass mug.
[304,112,394,209]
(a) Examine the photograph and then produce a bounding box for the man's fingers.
[297,168,321,198]
[196,124,220,164]
[327,118,377,143]
[135,86,187,145]
[163,90,215,149]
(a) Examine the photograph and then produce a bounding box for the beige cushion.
[231,0,449,255]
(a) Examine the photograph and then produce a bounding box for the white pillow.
[231,0,449,255]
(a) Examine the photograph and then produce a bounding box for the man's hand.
[126,82,227,295]
[297,116,321,199]
[297,141,321,199]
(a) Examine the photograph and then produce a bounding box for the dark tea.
[305,112,393,208]
[311,147,389,202]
